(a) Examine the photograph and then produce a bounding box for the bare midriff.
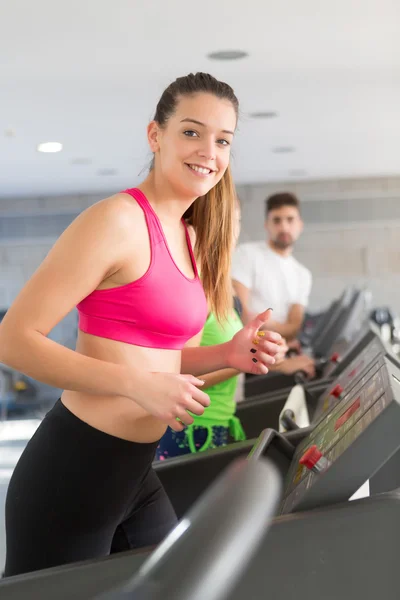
[61,331,180,443]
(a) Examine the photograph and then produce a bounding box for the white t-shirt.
[231,241,312,324]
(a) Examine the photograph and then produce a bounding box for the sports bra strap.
[182,219,199,278]
[122,187,163,246]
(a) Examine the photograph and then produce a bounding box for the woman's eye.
[183,130,230,146]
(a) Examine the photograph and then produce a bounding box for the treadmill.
[303,287,356,348]
[4,348,400,599]
[0,458,281,600]
[154,331,397,516]
[312,286,371,359]
[161,350,400,599]
[227,350,400,600]
[244,287,370,399]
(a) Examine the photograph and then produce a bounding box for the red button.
[330,352,341,363]
[330,384,344,398]
[300,445,323,470]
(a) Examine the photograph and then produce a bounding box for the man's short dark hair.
[265,192,300,217]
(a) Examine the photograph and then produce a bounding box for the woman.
[0,72,282,577]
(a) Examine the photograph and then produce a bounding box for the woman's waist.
[61,390,168,443]
[63,337,181,442]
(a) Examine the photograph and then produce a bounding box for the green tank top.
[193,309,243,426]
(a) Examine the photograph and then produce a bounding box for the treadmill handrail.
[248,428,296,461]
[99,458,282,600]
[311,288,353,344]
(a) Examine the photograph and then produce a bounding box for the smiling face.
[147,92,237,198]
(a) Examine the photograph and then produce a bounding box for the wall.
[236,176,400,313]
[0,193,104,345]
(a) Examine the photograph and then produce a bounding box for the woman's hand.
[274,337,289,365]
[133,372,210,432]
[225,309,283,375]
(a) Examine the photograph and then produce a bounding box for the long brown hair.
[152,72,239,321]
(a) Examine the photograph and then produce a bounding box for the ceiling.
[1,0,399,198]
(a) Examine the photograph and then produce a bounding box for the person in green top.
[156,299,246,459]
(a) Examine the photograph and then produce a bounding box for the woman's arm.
[0,198,210,431]
[0,196,143,399]
[181,309,282,376]
[181,344,232,375]
[183,325,239,386]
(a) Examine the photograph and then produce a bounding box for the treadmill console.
[321,324,376,379]
[313,337,386,422]
[280,356,400,515]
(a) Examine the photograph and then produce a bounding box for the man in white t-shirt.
[232,192,312,342]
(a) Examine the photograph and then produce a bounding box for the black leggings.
[4,400,177,577]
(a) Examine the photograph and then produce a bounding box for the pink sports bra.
[76,188,208,350]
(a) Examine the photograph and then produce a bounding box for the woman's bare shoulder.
[87,192,145,229]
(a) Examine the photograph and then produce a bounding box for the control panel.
[279,356,400,515]
[320,326,376,379]
[313,336,386,422]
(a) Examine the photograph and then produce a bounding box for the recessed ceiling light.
[37,142,63,153]
[272,146,295,154]
[249,111,278,119]
[70,158,92,166]
[4,128,16,138]
[207,50,248,61]
[97,168,118,176]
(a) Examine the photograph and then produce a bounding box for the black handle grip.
[280,409,300,431]
[294,370,309,385]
